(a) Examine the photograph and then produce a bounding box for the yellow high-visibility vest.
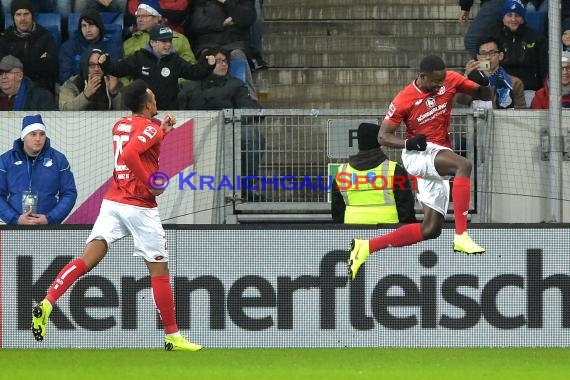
[339,161,399,224]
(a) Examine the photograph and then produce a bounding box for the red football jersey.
[384,70,477,148]
[105,115,164,208]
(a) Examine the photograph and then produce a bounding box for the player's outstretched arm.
[378,120,405,148]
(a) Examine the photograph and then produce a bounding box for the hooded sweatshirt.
[58,9,123,84]
[59,49,122,110]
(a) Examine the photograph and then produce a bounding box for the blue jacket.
[59,32,123,84]
[0,138,77,224]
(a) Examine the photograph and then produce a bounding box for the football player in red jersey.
[349,55,493,280]
[31,79,202,351]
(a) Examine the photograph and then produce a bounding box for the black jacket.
[495,23,548,91]
[179,72,260,110]
[331,149,417,224]
[101,46,213,110]
[186,0,256,55]
[0,23,58,93]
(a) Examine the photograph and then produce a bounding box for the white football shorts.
[401,142,452,216]
[87,199,168,262]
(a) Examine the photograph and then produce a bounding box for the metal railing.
[225,108,483,223]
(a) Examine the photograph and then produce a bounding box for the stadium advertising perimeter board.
[1,226,569,348]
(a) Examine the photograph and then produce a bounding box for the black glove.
[405,134,427,151]
[467,69,490,87]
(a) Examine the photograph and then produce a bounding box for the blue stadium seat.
[5,12,61,48]
[101,12,124,28]
[103,24,124,47]
[525,11,547,36]
[229,58,248,83]
[67,12,124,41]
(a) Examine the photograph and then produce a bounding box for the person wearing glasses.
[59,10,123,84]
[456,36,526,109]
[0,55,56,111]
[99,24,215,110]
[178,48,266,202]
[186,0,258,100]
[123,0,196,64]
[60,49,123,110]
[531,52,570,109]
[494,0,548,106]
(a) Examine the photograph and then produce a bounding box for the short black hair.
[122,79,150,113]
[476,36,502,53]
[419,55,446,74]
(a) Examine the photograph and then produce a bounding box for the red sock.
[369,223,424,253]
[452,176,471,235]
[151,275,178,334]
[45,258,88,305]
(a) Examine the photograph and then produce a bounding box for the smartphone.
[478,60,490,70]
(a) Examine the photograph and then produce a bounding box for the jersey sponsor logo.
[386,103,396,118]
[141,66,150,76]
[116,123,132,132]
[417,102,448,123]
[143,126,158,139]
[161,67,171,77]
[14,160,22,165]
[138,136,147,143]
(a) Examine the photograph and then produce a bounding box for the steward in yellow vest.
[331,123,416,224]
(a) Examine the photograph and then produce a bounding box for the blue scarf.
[488,67,514,109]
[13,78,28,111]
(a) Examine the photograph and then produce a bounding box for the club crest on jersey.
[161,67,171,77]
[143,126,158,139]
[426,97,437,108]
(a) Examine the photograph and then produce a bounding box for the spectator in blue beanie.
[0,114,77,225]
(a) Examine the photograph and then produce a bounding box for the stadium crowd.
[0,0,268,111]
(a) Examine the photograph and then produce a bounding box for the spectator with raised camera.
[456,36,526,109]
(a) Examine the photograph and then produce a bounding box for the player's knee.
[459,158,472,174]
[422,225,442,240]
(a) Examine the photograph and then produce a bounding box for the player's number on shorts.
[113,134,130,171]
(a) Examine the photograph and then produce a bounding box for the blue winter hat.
[21,114,46,140]
[136,0,161,16]
[503,0,526,19]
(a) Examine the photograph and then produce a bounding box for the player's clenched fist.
[160,114,176,134]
